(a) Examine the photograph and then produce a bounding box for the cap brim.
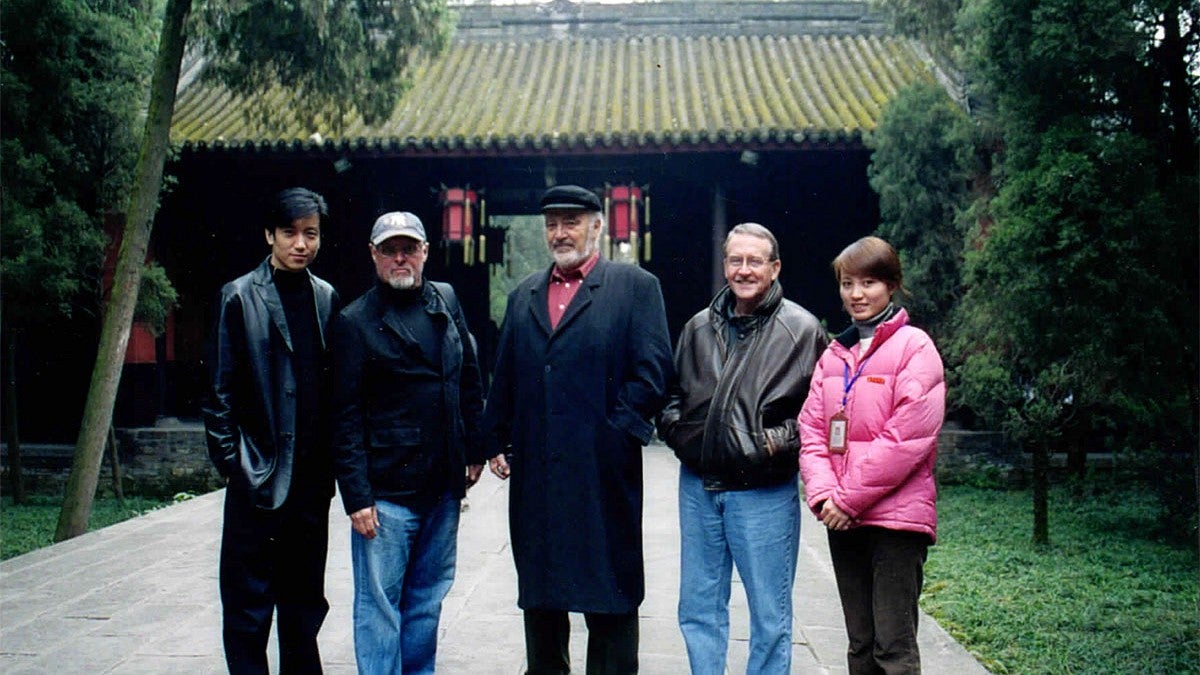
[371,232,426,245]
[541,202,594,211]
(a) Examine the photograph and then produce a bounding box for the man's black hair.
[268,187,328,232]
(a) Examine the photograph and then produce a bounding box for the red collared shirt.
[548,252,600,329]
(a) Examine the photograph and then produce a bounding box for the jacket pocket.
[366,425,430,491]
[666,420,705,468]
[238,435,276,489]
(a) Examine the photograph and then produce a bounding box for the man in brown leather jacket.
[657,223,827,675]
[203,188,339,674]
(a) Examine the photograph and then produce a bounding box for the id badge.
[829,410,848,454]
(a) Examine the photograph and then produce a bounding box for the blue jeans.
[351,493,460,675]
[677,465,800,675]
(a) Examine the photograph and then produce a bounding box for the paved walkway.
[0,444,987,674]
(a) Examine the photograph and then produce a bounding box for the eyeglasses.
[376,241,425,258]
[725,256,771,270]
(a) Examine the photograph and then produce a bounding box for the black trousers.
[827,526,930,675]
[219,477,331,675]
[523,608,639,675]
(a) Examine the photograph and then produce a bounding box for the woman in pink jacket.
[798,236,945,675]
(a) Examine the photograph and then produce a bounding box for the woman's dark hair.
[832,236,907,295]
[268,187,328,232]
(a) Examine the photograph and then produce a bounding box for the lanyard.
[841,354,873,409]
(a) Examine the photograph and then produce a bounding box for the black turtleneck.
[382,283,443,369]
[273,268,323,455]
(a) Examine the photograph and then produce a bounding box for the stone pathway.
[0,444,988,674]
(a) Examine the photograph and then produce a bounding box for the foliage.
[872,0,964,70]
[0,494,173,560]
[0,198,106,327]
[489,215,549,327]
[1,0,176,507]
[924,485,1199,674]
[133,262,180,336]
[58,0,454,542]
[953,130,1176,436]
[874,0,1199,538]
[56,0,196,542]
[0,0,159,330]
[866,80,977,336]
[193,0,453,130]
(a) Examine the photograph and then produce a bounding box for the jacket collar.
[833,307,910,355]
[529,257,609,338]
[707,280,783,327]
[251,257,294,352]
[377,282,443,344]
[251,257,336,350]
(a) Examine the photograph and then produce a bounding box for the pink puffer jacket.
[798,308,945,542]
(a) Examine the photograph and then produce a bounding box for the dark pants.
[523,608,639,675]
[220,477,332,675]
[827,527,930,675]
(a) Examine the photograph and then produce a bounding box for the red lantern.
[604,184,652,262]
[440,187,476,242]
[606,185,641,242]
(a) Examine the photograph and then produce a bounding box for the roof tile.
[172,33,934,152]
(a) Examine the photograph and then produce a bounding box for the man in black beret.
[483,184,674,673]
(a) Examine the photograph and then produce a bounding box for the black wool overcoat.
[483,258,673,613]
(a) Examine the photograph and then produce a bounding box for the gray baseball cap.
[370,211,426,245]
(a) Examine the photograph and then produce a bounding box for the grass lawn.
[924,485,1199,674]
[0,494,176,561]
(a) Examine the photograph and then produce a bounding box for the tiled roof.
[171,33,935,154]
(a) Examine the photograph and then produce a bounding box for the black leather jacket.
[331,281,485,515]
[202,258,339,509]
[657,282,828,490]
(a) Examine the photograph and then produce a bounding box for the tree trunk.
[1065,435,1086,479]
[54,0,192,541]
[1160,3,1197,172]
[107,425,124,502]
[4,333,26,505]
[1032,441,1050,546]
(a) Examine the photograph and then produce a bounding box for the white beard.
[552,249,587,269]
[386,273,419,290]
[550,235,599,269]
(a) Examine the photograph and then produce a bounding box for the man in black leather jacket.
[657,223,827,675]
[330,211,485,674]
[202,188,340,674]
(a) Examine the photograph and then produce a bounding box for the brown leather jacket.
[657,282,828,490]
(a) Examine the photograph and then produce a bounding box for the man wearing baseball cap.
[330,211,485,674]
[483,185,673,673]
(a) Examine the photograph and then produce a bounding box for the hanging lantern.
[609,185,639,240]
[440,187,485,266]
[604,184,652,262]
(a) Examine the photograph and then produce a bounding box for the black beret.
[540,185,602,212]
